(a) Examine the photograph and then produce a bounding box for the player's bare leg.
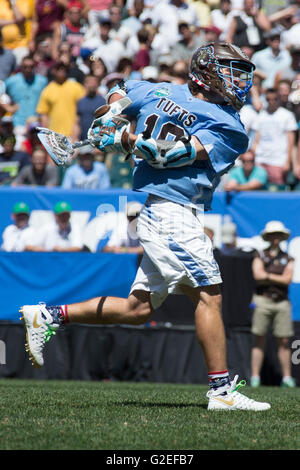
[182,284,226,372]
[20,290,152,368]
[182,284,270,410]
[192,285,226,372]
[67,290,152,325]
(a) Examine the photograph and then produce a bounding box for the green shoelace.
[45,324,57,343]
[234,379,246,392]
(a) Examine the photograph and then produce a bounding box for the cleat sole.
[21,309,41,369]
[19,308,24,321]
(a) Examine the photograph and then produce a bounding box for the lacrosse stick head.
[37,128,76,166]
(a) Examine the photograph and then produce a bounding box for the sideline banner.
[0,252,138,322]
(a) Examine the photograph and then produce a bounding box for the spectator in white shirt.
[1,202,38,252]
[107,4,133,44]
[122,0,146,35]
[150,0,200,48]
[168,0,200,28]
[211,0,233,41]
[251,27,291,88]
[251,88,298,185]
[239,71,265,146]
[38,201,83,252]
[274,46,300,87]
[83,17,126,73]
[282,22,300,50]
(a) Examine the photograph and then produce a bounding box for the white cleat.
[19,303,59,368]
[207,375,271,411]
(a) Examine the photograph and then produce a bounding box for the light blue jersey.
[5,73,48,127]
[62,162,110,190]
[118,80,249,210]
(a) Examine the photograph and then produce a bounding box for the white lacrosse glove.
[87,117,131,155]
[133,134,197,169]
[87,100,132,155]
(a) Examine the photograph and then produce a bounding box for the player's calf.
[126,290,153,325]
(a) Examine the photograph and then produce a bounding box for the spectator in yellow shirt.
[0,0,35,64]
[36,62,85,137]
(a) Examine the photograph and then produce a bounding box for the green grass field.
[0,379,299,450]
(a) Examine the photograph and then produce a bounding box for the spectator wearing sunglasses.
[224,150,268,191]
[4,55,47,135]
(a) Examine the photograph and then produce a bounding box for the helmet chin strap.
[189,73,211,91]
[189,73,228,105]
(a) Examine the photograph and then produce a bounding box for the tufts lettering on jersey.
[156,98,197,127]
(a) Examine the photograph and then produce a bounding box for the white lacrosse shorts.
[130,195,222,309]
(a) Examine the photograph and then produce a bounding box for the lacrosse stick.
[37,96,132,166]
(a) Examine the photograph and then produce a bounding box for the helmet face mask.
[217,60,254,103]
[189,43,255,110]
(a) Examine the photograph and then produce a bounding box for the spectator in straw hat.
[251,221,296,388]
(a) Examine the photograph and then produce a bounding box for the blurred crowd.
[0,0,299,191]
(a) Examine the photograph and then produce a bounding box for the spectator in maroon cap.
[203,25,222,44]
[132,28,151,71]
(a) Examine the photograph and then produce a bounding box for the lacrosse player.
[20,42,271,411]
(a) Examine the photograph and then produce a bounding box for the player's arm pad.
[133,135,197,169]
